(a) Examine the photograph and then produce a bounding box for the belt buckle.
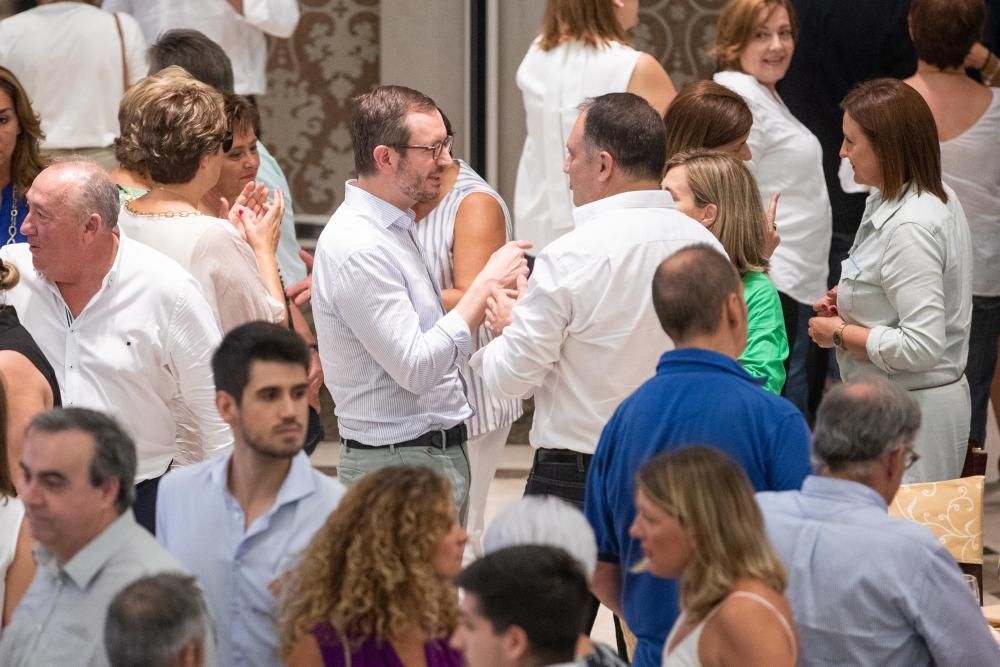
[438,428,449,450]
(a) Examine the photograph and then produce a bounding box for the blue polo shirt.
[584,348,811,667]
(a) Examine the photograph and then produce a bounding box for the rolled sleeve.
[866,223,947,373]
[242,0,300,37]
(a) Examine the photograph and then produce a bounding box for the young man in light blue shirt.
[156,322,346,667]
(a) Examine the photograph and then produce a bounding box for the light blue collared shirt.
[312,181,474,445]
[156,451,346,667]
[757,476,1000,666]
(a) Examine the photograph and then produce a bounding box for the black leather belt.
[343,423,467,450]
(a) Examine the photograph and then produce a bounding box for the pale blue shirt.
[156,451,345,667]
[312,181,474,445]
[757,476,1000,666]
[257,141,307,284]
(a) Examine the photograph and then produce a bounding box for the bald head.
[43,160,121,230]
[651,244,742,343]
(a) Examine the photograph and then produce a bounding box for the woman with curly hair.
[631,446,795,667]
[281,466,467,667]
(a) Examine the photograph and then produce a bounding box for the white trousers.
[463,424,512,565]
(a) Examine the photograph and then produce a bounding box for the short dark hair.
[105,573,208,667]
[351,85,438,177]
[212,321,310,403]
[148,29,235,93]
[27,408,137,514]
[841,78,947,203]
[455,545,589,664]
[580,93,666,181]
[652,244,742,342]
[909,0,985,69]
[224,93,260,140]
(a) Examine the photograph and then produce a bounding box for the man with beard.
[155,322,346,667]
[311,85,529,521]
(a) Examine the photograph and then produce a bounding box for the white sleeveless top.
[413,161,523,437]
[0,497,24,620]
[662,591,796,667]
[940,88,1000,297]
[514,38,643,251]
[714,71,832,305]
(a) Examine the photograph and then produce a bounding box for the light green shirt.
[740,271,788,394]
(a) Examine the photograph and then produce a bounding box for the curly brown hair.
[278,466,459,659]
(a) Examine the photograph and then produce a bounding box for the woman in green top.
[663,150,788,393]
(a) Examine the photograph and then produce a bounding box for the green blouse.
[740,271,788,394]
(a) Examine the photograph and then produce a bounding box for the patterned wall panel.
[258,0,380,220]
[637,0,725,87]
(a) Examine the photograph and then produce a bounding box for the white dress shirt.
[101,0,300,95]
[470,190,725,455]
[156,451,345,667]
[0,3,147,149]
[714,71,832,305]
[313,181,473,445]
[0,238,232,482]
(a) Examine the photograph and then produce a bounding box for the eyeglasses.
[221,132,234,154]
[901,447,921,470]
[393,135,453,160]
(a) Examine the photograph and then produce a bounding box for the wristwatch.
[832,323,848,351]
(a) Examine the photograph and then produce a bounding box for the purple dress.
[309,623,463,667]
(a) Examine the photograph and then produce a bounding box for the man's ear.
[500,625,531,663]
[597,150,615,182]
[372,145,395,172]
[215,390,239,424]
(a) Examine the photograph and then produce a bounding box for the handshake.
[470,240,532,335]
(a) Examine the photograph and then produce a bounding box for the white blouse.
[837,185,973,391]
[514,38,642,251]
[714,71,832,305]
[0,496,23,631]
[940,88,1000,297]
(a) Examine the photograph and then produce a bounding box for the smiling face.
[839,112,882,190]
[738,4,794,90]
[629,487,693,579]
[215,128,260,202]
[394,109,452,204]
[217,360,309,459]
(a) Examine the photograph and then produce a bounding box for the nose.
[19,209,34,237]
[449,628,465,652]
[740,144,752,162]
[838,140,848,159]
[628,516,641,539]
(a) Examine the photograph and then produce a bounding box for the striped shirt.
[413,161,523,437]
[312,181,473,445]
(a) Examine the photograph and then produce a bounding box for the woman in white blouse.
[808,79,973,483]
[712,0,831,412]
[904,0,1000,451]
[0,377,32,632]
[515,0,676,251]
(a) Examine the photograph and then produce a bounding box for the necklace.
[6,185,16,246]
[123,199,202,218]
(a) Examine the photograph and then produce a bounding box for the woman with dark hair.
[515,0,676,251]
[663,80,753,162]
[280,466,466,667]
[632,446,795,667]
[809,78,973,482]
[0,373,35,631]
[904,0,1000,452]
[0,65,45,247]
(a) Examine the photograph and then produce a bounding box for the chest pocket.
[838,255,863,314]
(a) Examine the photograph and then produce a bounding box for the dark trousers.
[132,471,166,535]
[969,296,1000,446]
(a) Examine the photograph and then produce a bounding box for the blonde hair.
[0,260,18,291]
[712,0,798,71]
[539,0,632,50]
[636,446,786,624]
[665,150,769,275]
[278,466,459,659]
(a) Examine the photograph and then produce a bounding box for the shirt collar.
[572,189,676,228]
[46,512,141,589]
[866,185,918,231]
[209,449,318,510]
[801,475,889,511]
[35,228,125,297]
[655,347,766,386]
[343,180,416,231]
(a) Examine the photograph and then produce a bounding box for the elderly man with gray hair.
[105,573,209,667]
[756,377,1000,666]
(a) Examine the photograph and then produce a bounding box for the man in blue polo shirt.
[584,245,811,667]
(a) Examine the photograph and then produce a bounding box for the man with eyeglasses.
[756,377,1000,666]
[311,85,529,521]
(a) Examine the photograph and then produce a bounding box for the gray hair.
[812,378,921,474]
[28,408,136,513]
[50,158,121,229]
[105,573,208,667]
[483,496,598,578]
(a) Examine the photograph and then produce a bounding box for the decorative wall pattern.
[258,0,380,219]
[636,0,725,87]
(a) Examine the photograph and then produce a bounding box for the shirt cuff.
[865,324,894,374]
[438,310,474,358]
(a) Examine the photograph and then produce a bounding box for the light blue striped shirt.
[313,181,473,445]
[757,476,1000,666]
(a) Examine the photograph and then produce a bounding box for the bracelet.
[833,322,849,351]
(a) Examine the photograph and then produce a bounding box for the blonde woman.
[516,0,676,250]
[631,446,796,667]
[663,151,787,393]
[280,466,466,667]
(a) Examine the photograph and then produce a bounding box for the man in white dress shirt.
[471,92,724,509]
[312,85,529,522]
[102,0,299,96]
[0,160,231,532]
